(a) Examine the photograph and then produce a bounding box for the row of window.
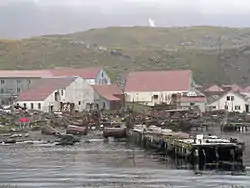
[0,80,31,84]
[17,103,41,110]
[152,94,179,100]
[0,88,21,93]
[225,105,241,110]
[226,96,234,101]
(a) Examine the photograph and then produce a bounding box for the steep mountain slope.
[1,26,250,85]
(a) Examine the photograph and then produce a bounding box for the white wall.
[16,94,60,112]
[94,92,111,110]
[43,92,61,112]
[208,92,247,113]
[85,79,95,85]
[64,77,94,111]
[16,101,45,111]
[16,77,95,112]
[125,91,184,106]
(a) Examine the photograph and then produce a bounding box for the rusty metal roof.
[49,68,100,79]
[92,84,123,101]
[0,68,101,79]
[0,70,53,78]
[125,70,192,92]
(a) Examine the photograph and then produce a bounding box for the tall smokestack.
[148,18,156,27]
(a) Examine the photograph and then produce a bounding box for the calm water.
[0,132,249,188]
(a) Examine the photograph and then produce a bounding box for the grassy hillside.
[1,26,250,85]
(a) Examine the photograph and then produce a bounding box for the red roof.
[205,85,224,92]
[228,84,243,92]
[125,70,192,92]
[92,85,123,101]
[49,68,100,79]
[181,96,206,102]
[0,68,101,79]
[243,86,250,93]
[17,77,76,101]
[0,70,52,78]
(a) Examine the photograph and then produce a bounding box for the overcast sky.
[3,0,250,13]
[28,0,250,13]
[1,0,250,38]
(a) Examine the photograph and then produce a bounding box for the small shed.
[92,85,124,110]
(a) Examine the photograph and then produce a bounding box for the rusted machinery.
[66,125,88,135]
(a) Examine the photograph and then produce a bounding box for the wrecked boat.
[2,139,16,144]
[66,125,88,135]
[103,127,127,138]
[41,125,60,135]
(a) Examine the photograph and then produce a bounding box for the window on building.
[153,95,159,100]
[231,96,234,101]
[226,96,230,101]
[61,89,64,96]
[1,80,5,84]
[0,88,3,93]
[190,103,195,106]
[212,106,216,109]
[38,103,41,110]
[23,103,27,109]
[78,101,81,105]
[28,80,31,84]
[17,80,21,83]
[54,92,59,101]
[31,103,34,109]
[17,88,21,93]
[235,105,241,110]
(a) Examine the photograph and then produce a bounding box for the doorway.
[49,105,54,112]
[246,104,249,113]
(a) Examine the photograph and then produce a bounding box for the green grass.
[1,26,250,85]
[0,125,20,133]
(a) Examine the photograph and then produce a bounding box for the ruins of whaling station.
[0,68,248,171]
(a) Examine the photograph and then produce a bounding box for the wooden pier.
[221,122,250,132]
[127,125,245,171]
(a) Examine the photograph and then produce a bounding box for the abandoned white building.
[124,69,206,111]
[16,76,94,112]
[207,91,250,113]
[0,68,110,105]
